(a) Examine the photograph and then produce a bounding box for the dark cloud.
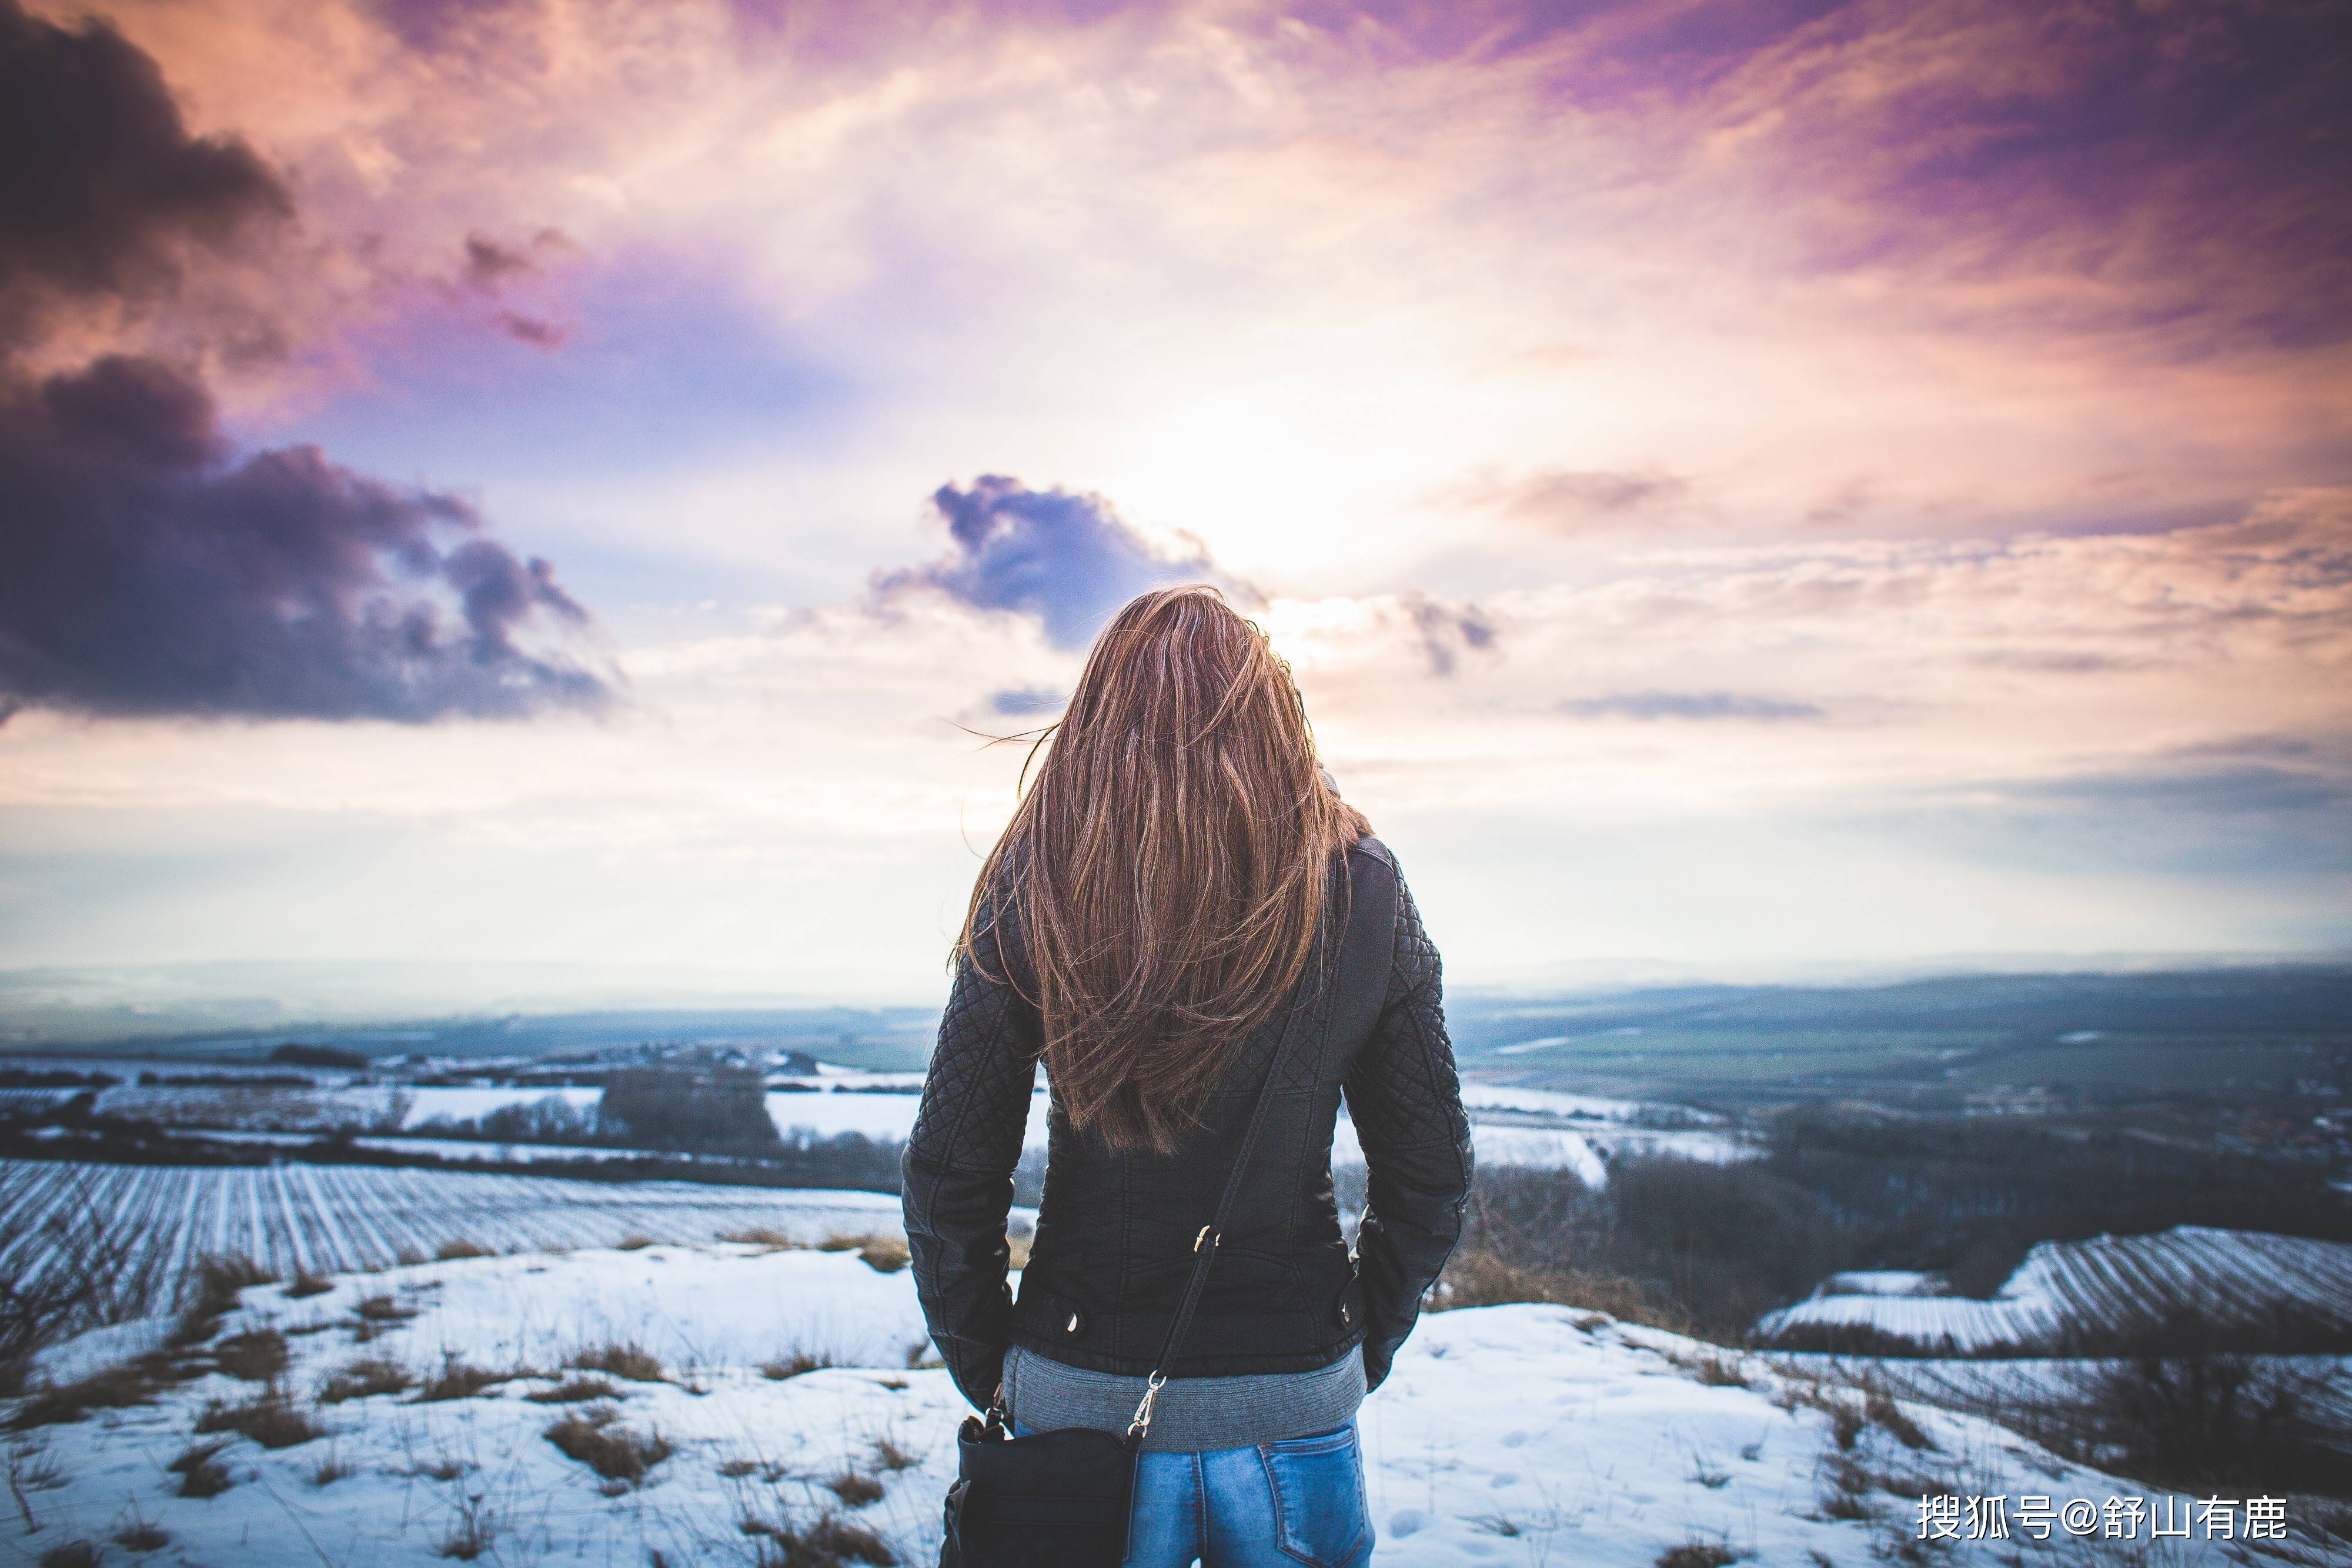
[462,234,536,292]
[0,0,607,724]
[460,229,569,297]
[0,0,288,347]
[0,356,608,723]
[874,474,1232,647]
[460,232,569,347]
[493,310,565,349]
[990,686,1067,716]
[1401,594,1499,677]
[1563,690,1825,721]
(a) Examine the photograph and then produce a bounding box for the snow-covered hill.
[1756,1226,2352,1355]
[4,1243,2256,1567]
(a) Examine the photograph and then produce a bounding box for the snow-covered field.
[1449,1082,1752,1174]
[764,1087,990,1145]
[170,1128,668,1166]
[4,1243,2252,1567]
[1756,1226,2352,1354]
[80,1079,943,1145]
[766,1085,1639,1177]
[86,1083,418,1133]
[1336,1116,1613,1189]
[64,1072,1658,1176]
[0,1161,907,1315]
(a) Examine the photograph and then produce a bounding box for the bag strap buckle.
[1123,1370,1168,1444]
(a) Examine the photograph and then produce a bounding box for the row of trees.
[412,1064,787,1159]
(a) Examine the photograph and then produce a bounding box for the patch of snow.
[1818,1271,1942,1299]
[6,1252,2243,1566]
[401,1084,603,1127]
[1456,1085,1661,1120]
[260,1245,934,1377]
[1495,1034,1576,1055]
[765,1086,1045,1144]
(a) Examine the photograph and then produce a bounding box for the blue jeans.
[1013,1420,1374,1568]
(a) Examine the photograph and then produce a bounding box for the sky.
[1,0,2347,1007]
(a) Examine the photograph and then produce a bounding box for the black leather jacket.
[901,835,1474,1412]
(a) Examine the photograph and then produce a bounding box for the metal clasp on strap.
[1124,1370,1168,1443]
[1194,1225,1216,1253]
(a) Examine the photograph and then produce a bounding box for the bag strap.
[1123,848,1401,1446]
[1121,1034,1283,1445]
[984,1065,1284,1444]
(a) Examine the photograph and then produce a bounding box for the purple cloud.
[462,233,536,292]
[0,356,610,723]
[1401,594,1499,677]
[0,0,608,723]
[493,310,566,349]
[1704,1,2350,354]
[1279,1,2350,357]
[876,474,1235,647]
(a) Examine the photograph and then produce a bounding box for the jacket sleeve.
[900,898,1042,1412]
[1343,870,1474,1392]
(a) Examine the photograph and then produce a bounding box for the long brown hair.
[957,585,1372,1154]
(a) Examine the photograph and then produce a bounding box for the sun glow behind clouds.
[2,0,2347,984]
[1098,380,1476,583]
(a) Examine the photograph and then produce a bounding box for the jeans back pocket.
[1256,1424,1369,1568]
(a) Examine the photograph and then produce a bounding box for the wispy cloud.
[1877,738,2352,880]
[988,686,1065,716]
[1283,0,2352,357]
[1562,691,1824,723]
[1428,466,1695,535]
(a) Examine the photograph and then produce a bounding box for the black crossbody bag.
[936,1045,1287,1568]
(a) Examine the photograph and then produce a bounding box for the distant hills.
[1447,965,2352,1105]
[4,962,2347,1104]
